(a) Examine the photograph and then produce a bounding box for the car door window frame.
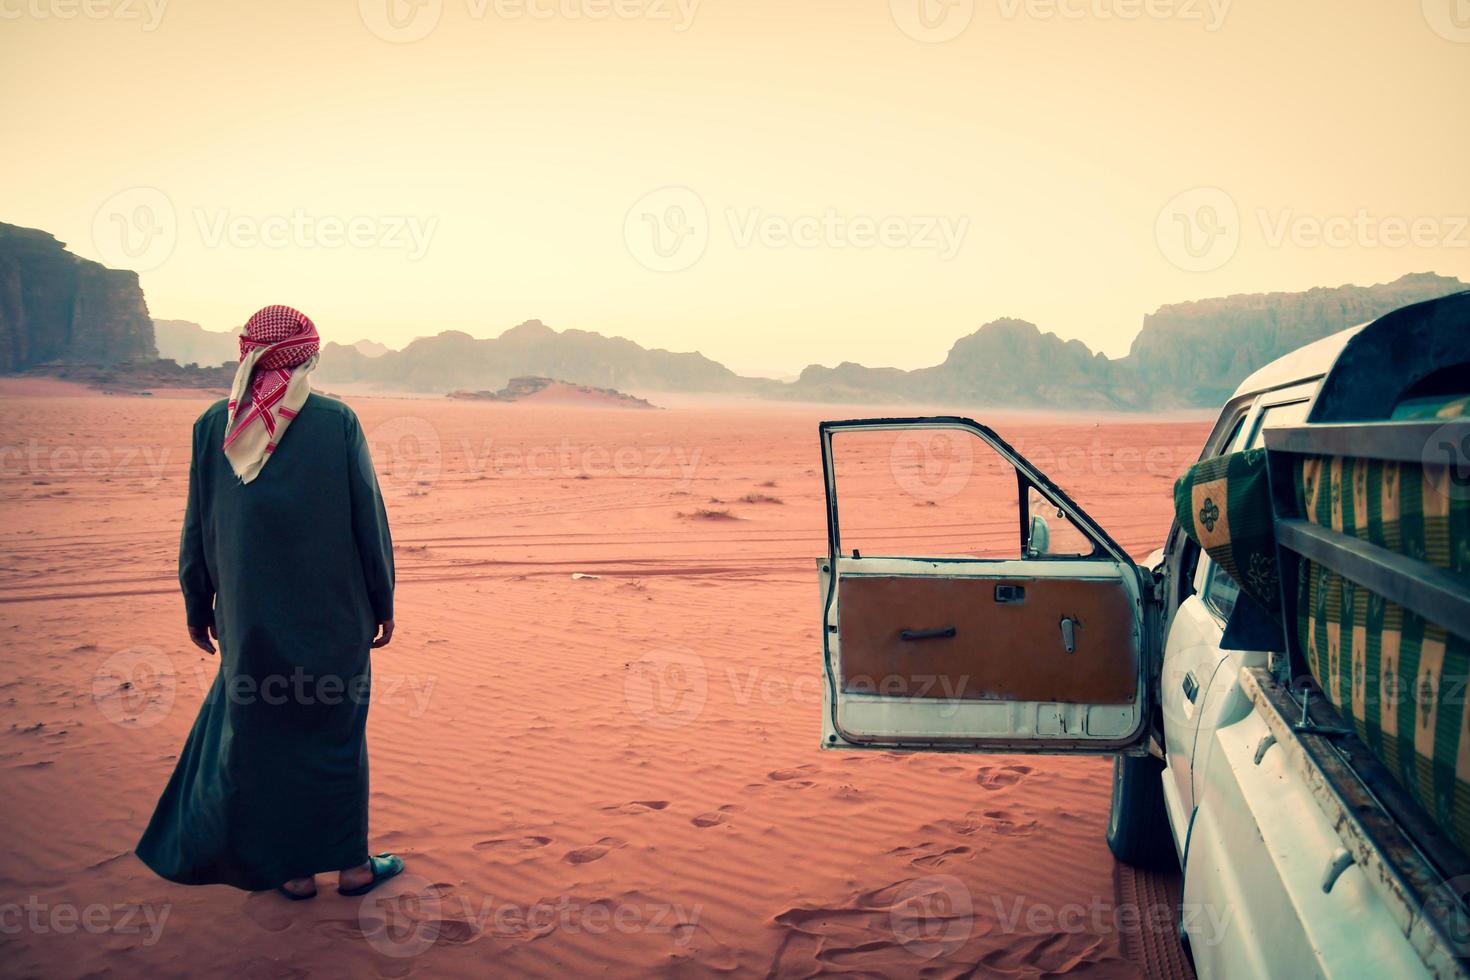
[821,416,1134,570]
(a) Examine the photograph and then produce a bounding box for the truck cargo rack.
[1265,418,1470,657]
[1262,414,1470,976]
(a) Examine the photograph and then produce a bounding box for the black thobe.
[137,393,394,891]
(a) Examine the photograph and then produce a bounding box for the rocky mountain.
[1124,272,1466,408]
[784,319,1135,408]
[153,319,396,368]
[153,318,237,368]
[0,222,156,371]
[783,274,1466,409]
[314,320,782,396]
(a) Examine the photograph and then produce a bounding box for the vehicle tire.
[1106,754,1175,870]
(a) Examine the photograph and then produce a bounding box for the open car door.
[819,417,1157,753]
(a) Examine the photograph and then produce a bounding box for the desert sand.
[0,381,1209,978]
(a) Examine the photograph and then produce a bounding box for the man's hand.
[188,623,217,655]
[372,620,395,648]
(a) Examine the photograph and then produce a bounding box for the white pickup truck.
[816,291,1470,978]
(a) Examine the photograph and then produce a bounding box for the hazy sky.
[4,0,1467,376]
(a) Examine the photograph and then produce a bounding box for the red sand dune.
[0,381,1208,977]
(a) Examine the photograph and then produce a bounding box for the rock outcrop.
[784,274,1465,408]
[0,223,156,371]
[448,376,656,408]
[1124,272,1466,407]
[315,319,781,396]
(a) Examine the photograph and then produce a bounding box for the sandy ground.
[0,382,1210,978]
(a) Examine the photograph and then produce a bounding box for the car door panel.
[819,418,1155,755]
[837,572,1138,704]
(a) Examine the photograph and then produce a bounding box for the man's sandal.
[337,853,405,897]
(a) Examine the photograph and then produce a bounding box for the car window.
[1198,396,1311,622]
[1244,398,1311,450]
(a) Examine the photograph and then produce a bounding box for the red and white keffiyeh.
[223,305,320,483]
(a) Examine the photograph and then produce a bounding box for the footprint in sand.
[691,804,740,828]
[563,836,627,865]
[980,930,1104,973]
[242,891,298,933]
[976,763,1035,791]
[767,763,820,788]
[887,841,974,868]
[978,808,1040,838]
[599,800,670,815]
[473,835,552,855]
[328,881,480,948]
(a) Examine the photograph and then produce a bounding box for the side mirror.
[1027,514,1051,558]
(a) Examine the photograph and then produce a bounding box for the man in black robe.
[137,305,403,899]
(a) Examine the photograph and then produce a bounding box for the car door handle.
[900,626,957,642]
[1059,616,1077,654]
[1182,672,1199,703]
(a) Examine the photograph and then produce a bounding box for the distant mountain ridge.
[151,273,1467,410]
[779,273,1465,409]
[7,221,1461,410]
[153,319,391,368]
[312,320,782,396]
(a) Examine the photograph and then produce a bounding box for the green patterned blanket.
[1173,405,1470,855]
[1295,453,1470,853]
[1173,447,1280,614]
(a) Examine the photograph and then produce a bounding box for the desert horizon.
[0,377,1210,976]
